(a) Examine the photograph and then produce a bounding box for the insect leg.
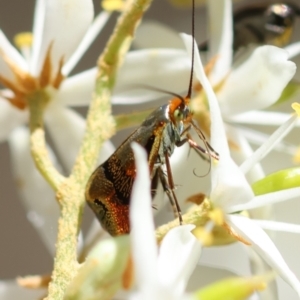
[156,167,179,219]
[163,152,183,225]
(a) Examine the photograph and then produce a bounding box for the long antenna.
[186,0,195,100]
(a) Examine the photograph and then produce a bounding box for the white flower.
[0,0,115,254]
[130,0,300,160]
[129,143,203,300]
[182,33,300,296]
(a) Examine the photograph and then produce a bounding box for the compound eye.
[174,108,183,120]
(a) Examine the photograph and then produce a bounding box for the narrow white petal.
[0,99,27,142]
[285,41,300,59]
[30,0,46,74]
[134,21,185,49]
[253,220,300,234]
[227,215,300,296]
[246,249,279,300]
[113,49,191,104]
[234,126,296,156]
[45,105,114,172]
[0,30,28,80]
[182,34,254,209]
[240,114,297,174]
[130,143,158,288]
[227,110,296,126]
[8,127,59,255]
[0,280,45,300]
[62,11,111,76]
[210,154,255,210]
[219,46,296,117]
[208,0,233,83]
[181,34,229,157]
[226,125,265,183]
[54,68,96,106]
[229,187,300,213]
[30,0,94,77]
[157,225,201,293]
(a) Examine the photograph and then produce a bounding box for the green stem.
[155,199,211,243]
[46,181,82,300]
[71,0,153,183]
[28,90,65,190]
[45,1,153,299]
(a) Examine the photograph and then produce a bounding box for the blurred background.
[1,0,300,298]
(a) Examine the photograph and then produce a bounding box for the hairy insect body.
[86,104,186,236]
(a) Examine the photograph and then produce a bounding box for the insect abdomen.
[85,157,133,236]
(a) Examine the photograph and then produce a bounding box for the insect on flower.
[85,0,219,236]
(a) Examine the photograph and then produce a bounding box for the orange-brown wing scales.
[85,119,166,236]
[86,165,130,236]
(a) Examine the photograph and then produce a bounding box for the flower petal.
[227,215,300,296]
[0,98,27,142]
[45,105,114,172]
[253,220,300,234]
[8,126,59,255]
[207,0,233,83]
[210,154,255,210]
[240,114,297,175]
[62,10,111,76]
[218,46,296,117]
[133,21,185,49]
[232,126,296,156]
[0,280,45,300]
[54,68,96,106]
[182,34,254,209]
[227,111,297,126]
[30,0,94,77]
[226,125,265,183]
[157,225,202,293]
[130,142,158,288]
[112,49,191,104]
[0,30,28,80]
[229,187,300,213]
[181,33,229,157]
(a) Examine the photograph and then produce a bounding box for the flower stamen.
[223,222,251,246]
[291,102,300,116]
[102,0,124,12]
[14,32,33,62]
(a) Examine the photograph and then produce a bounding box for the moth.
[85,0,219,236]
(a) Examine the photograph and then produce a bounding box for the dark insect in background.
[85,0,219,236]
[199,2,300,52]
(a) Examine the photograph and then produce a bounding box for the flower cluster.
[1,0,300,300]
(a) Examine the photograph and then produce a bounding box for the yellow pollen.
[208,208,224,226]
[293,146,300,164]
[14,32,33,49]
[102,0,124,11]
[291,102,300,117]
[192,227,213,246]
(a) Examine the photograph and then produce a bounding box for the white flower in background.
[0,0,115,255]
[183,34,300,297]
[130,0,300,164]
